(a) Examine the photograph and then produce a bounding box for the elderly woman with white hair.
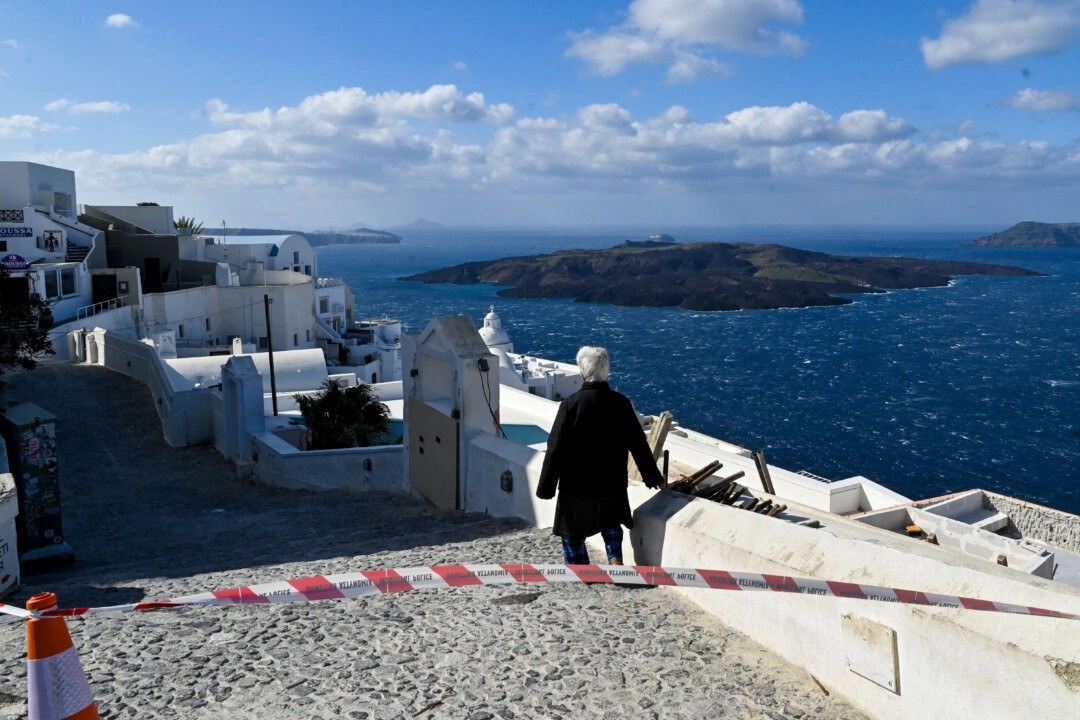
[536,346,667,565]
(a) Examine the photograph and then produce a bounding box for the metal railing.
[796,469,833,483]
[76,296,127,320]
[0,209,24,223]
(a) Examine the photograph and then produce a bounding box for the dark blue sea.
[316,227,1080,515]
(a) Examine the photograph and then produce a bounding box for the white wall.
[141,281,318,352]
[464,432,552,525]
[165,348,328,394]
[0,162,77,212]
[91,205,175,234]
[276,235,316,276]
[251,432,407,493]
[204,235,315,276]
[628,491,1080,720]
[86,329,214,446]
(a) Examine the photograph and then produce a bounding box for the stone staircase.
[65,244,90,263]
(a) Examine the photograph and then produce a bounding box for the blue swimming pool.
[387,420,548,446]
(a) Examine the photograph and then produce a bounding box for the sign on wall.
[0,254,29,271]
[0,227,33,238]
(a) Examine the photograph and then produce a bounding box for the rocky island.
[968,221,1080,247]
[401,241,1041,311]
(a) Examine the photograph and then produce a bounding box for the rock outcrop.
[969,222,1080,247]
[401,241,1041,311]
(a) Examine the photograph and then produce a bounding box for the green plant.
[294,379,392,450]
[174,215,205,234]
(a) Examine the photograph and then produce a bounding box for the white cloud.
[208,85,514,130]
[45,98,131,114]
[25,87,1080,227]
[0,114,58,138]
[566,31,668,76]
[567,0,806,81]
[453,60,468,71]
[629,0,805,51]
[3,39,17,48]
[833,110,917,142]
[921,0,1080,69]
[104,14,137,29]
[666,52,732,83]
[999,87,1080,110]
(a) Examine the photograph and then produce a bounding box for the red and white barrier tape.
[0,602,33,620]
[2,564,1077,621]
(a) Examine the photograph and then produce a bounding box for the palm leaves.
[174,215,205,234]
[294,379,393,450]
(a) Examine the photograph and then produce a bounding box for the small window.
[319,297,329,314]
[205,318,211,331]
[293,333,299,346]
[293,251,300,264]
[258,337,268,350]
[305,329,311,342]
[0,241,6,251]
[59,267,77,296]
[178,324,186,338]
[304,265,311,276]
[44,271,59,299]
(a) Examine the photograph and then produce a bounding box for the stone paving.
[0,363,867,719]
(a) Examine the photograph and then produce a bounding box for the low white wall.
[987,492,1080,553]
[649,433,910,516]
[51,307,138,361]
[629,491,1080,720]
[166,349,328,394]
[88,329,213,446]
[465,431,551,526]
[250,432,407,494]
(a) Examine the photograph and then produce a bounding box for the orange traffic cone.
[25,592,99,720]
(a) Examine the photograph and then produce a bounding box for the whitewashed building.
[204,234,317,277]
[0,162,102,324]
[477,306,581,400]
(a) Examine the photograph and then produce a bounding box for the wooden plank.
[752,449,776,495]
[629,411,673,484]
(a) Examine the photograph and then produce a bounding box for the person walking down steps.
[536,346,667,565]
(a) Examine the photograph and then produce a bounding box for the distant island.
[223,227,401,246]
[968,222,1080,247]
[401,241,1041,311]
[394,218,445,230]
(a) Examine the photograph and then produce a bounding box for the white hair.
[576,346,610,382]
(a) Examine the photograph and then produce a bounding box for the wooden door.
[408,398,459,510]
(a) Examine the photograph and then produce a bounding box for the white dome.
[478,305,513,351]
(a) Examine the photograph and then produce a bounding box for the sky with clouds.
[3,1,1079,229]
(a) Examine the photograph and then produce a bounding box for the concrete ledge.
[628,489,1080,720]
[251,432,407,494]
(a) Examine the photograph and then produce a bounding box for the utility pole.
[264,294,278,416]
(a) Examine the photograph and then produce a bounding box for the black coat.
[536,381,665,538]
